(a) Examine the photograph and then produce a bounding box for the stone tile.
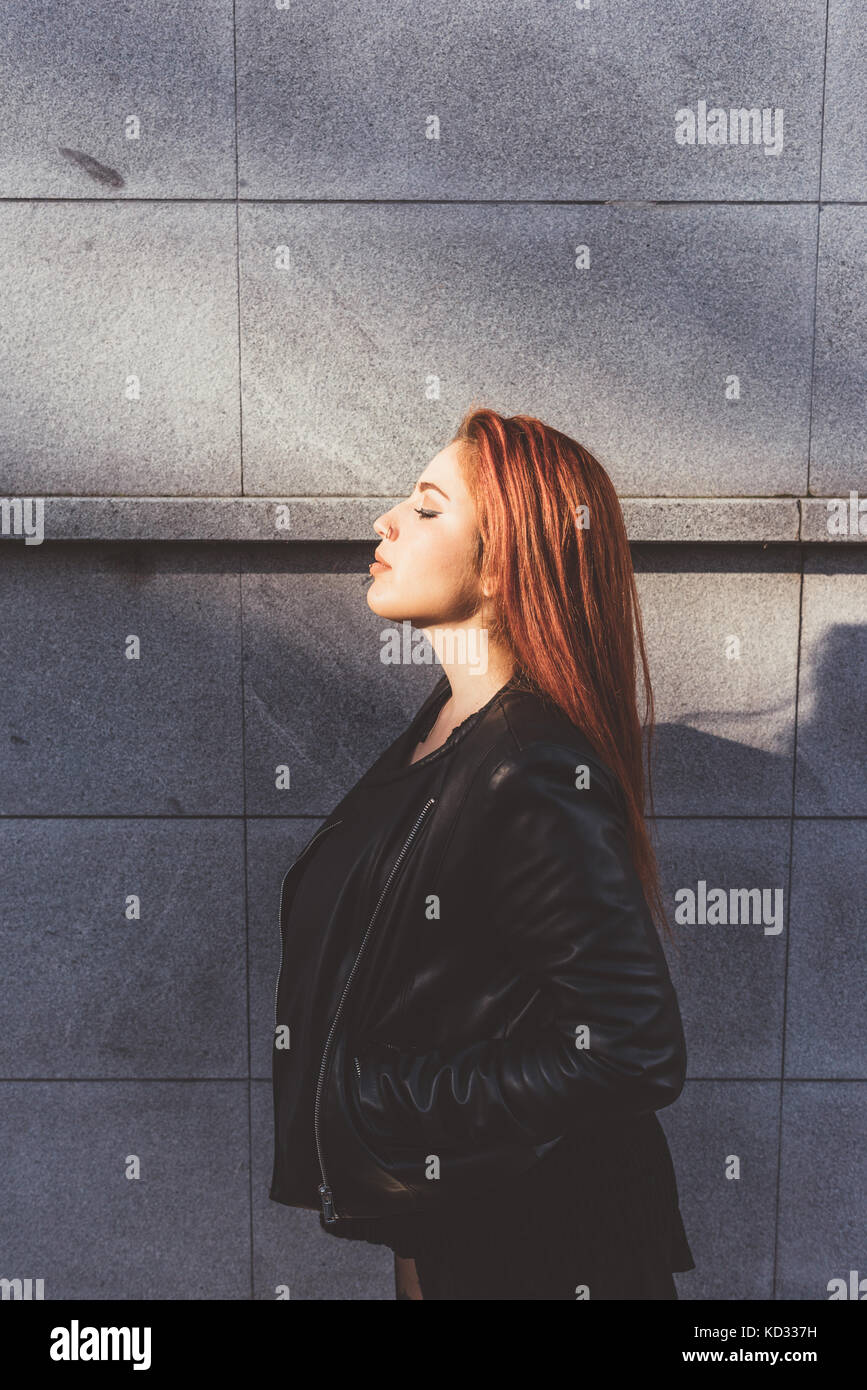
[248,816,328,1082]
[238,203,815,498]
[0,818,245,1078]
[657,1080,779,1300]
[822,0,867,200]
[0,1081,250,1298]
[236,0,824,200]
[0,203,240,495]
[0,544,244,815]
[810,207,867,495]
[634,549,800,814]
[785,821,867,1078]
[795,553,867,815]
[659,818,790,1078]
[251,1081,393,1300]
[0,0,236,197]
[776,1082,867,1300]
[241,557,442,814]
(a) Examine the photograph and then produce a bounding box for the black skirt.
[320,1113,695,1300]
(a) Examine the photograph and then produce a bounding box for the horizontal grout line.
[0,494,851,500]
[0,813,863,821]
[0,197,861,208]
[0,1075,861,1083]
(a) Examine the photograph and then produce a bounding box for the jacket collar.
[362,671,526,784]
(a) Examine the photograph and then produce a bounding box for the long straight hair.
[452,405,673,946]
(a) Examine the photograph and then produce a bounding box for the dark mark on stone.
[58,147,125,187]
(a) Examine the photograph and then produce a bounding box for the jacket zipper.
[274,819,343,1031]
[354,1042,398,1077]
[314,795,437,1224]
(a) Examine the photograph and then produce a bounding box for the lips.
[370,551,391,572]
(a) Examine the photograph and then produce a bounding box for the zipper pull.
[319,1183,337,1223]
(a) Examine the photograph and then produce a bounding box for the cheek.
[423,523,475,574]
[417,533,475,597]
[418,548,482,625]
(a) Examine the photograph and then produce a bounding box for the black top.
[283,677,694,1273]
[281,676,501,1256]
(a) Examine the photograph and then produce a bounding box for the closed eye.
[414,506,440,518]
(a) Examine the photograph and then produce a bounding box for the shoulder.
[484,740,626,842]
[492,688,624,807]
[455,731,634,910]
[454,686,627,829]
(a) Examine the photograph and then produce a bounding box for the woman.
[269,406,695,1300]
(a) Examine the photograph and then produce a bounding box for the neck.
[418,622,516,721]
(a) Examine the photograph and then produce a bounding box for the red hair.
[452,404,674,947]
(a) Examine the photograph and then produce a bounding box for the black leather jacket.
[271,673,687,1228]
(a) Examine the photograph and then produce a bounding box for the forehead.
[416,441,463,485]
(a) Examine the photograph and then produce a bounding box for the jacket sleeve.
[351,739,687,1152]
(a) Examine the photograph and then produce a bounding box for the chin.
[365,585,398,617]
[366,590,425,626]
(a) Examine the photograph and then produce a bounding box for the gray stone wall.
[0,1,864,1300]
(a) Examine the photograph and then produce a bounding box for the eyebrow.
[416,479,450,501]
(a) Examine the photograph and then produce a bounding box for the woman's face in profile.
[368,441,486,628]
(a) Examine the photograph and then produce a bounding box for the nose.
[374,511,395,540]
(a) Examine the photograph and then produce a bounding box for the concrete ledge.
[801,497,867,543]
[0,495,865,543]
[621,498,798,543]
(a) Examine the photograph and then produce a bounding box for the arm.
[352,740,686,1152]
